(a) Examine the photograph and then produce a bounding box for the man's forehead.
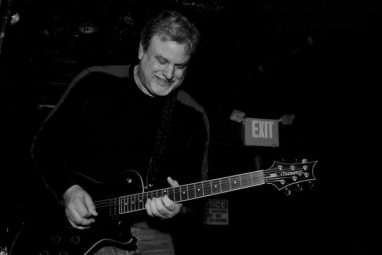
[148,35,191,63]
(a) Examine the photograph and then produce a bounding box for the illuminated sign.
[243,118,279,147]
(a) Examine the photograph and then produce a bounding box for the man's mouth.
[155,76,173,87]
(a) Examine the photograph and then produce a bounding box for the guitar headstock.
[264,160,317,191]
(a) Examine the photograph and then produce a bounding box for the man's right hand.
[63,184,98,230]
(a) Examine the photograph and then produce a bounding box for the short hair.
[140,10,200,55]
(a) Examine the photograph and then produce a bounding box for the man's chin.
[151,84,174,96]
[154,90,171,96]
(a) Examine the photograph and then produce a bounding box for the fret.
[128,195,132,212]
[138,193,144,210]
[119,196,124,214]
[135,194,140,210]
[221,177,230,192]
[126,196,130,213]
[241,173,252,187]
[131,194,137,211]
[174,186,181,202]
[195,182,203,197]
[162,188,168,198]
[203,181,212,196]
[181,185,188,201]
[124,196,128,213]
[128,195,133,212]
[167,188,175,201]
[252,171,265,186]
[187,184,196,199]
[112,198,119,216]
[116,198,120,215]
[230,175,241,190]
[211,179,221,194]
[143,193,148,208]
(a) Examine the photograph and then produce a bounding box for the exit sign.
[243,118,279,147]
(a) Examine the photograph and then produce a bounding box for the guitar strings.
[91,166,309,206]
[92,166,313,210]
[93,164,312,207]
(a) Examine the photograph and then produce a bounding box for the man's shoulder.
[69,64,133,88]
[63,65,134,99]
[176,90,205,114]
[85,65,132,79]
[176,90,210,135]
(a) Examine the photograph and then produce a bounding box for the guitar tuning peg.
[308,181,315,190]
[295,183,303,192]
[283,187,292,196]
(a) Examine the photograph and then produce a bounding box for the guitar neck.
[117,170,265,215]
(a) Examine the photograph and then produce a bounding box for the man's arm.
[31,69,93,202]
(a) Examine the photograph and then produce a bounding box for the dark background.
[1,0,379,254]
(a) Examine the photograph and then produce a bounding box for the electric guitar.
[16,160,317,255]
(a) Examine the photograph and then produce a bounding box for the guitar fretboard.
[116,170,265,215]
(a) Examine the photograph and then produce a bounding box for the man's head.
[136,10,200,96]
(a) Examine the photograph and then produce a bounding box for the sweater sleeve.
[31,68,93,202]
[177,90,210,181]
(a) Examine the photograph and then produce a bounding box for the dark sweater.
[31,65,209,202]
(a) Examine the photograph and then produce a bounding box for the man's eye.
[176,65,187,70]
[157,58,167,65]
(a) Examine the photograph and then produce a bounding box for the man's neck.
[134,65,153,97]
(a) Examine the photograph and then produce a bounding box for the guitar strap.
[145,92,177,189]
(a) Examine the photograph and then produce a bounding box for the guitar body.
[13,171,143,255]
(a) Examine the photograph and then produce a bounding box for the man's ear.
[138,42,144,60]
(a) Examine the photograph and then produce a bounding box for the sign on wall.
[203,199,229,225]
[242,118,279,147]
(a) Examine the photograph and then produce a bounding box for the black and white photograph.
[1,1,378,254]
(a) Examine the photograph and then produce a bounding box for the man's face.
[138,35,191,96]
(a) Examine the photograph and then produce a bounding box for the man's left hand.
[145,177,183,219]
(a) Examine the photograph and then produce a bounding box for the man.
[31,9,209,255]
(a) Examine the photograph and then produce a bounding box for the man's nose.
[163,65,175,80]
